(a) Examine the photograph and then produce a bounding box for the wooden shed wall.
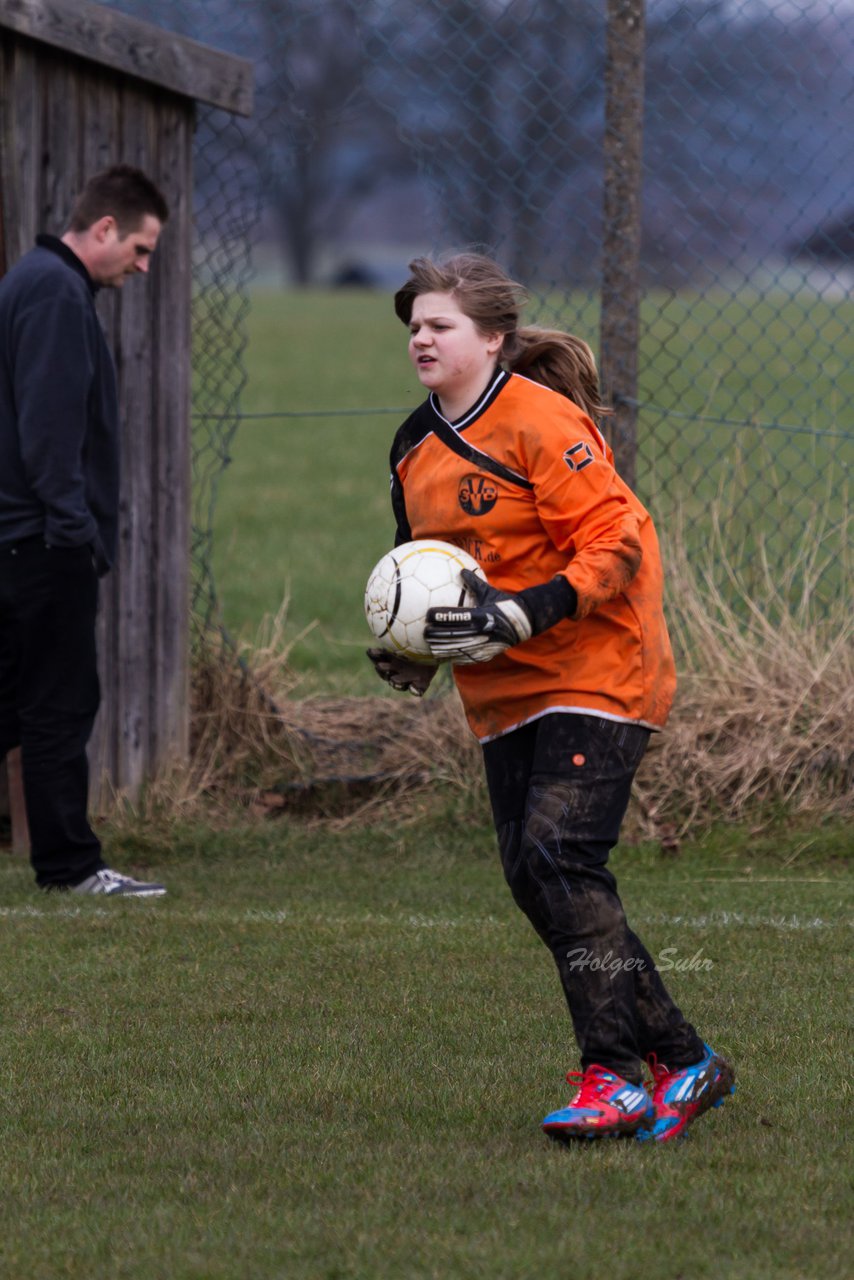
[0,30,193,801]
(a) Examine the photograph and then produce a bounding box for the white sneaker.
[71,868,166,897]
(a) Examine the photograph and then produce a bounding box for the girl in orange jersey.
[368,254,734,1143]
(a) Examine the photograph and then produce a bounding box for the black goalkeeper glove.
[423,570,534,664]
[423,569,579,665]
[366,648,437,697]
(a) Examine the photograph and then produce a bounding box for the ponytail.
[502,327,610,421]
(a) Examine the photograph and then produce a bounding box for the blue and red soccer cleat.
[637,1043,736,1143]
[542,1065,655,1141]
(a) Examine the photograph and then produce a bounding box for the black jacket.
[0,235,119,570]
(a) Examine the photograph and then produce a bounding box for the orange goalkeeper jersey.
[389,370,676,742]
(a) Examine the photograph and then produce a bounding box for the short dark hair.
[67,164,169,235]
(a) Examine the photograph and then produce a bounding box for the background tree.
[103,0,854,287]
[248,0,412,283]
[365,0,605,282]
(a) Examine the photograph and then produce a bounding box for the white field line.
[0,905,848,931]
[626,877,847,885]
[634,911,849,931]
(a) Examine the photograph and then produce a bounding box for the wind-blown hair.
[394,253,609,420]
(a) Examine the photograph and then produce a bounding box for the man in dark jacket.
[0,165,170,895]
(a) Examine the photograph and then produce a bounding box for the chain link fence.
[632,1,852,611]
[187,105,258,630]
[104,0,851,622]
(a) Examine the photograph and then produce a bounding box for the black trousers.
[0,538,105,887]
[483,712,705,1083]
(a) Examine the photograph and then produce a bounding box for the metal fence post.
[599,0,645,489]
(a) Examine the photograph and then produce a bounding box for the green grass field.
[1,815,850,1279]
[2,287,849,1278]
[207,290,412,687]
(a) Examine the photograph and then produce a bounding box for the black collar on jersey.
[391,369,511,467]
[36,234,99,295]
[426,369,533,491]
[428,367,509,430]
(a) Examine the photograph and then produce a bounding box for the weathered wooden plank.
[5,39,43,263]
[113,82,157,793]
[0,40,21,270]
[41,46,81,235]
[0,40,11,275]
[89,563,117,806]
[7,748,30,853]
[0,0,253,116]
[0,753,30,857]
[82,69,122,804]
[0,757,28,854]
[149,99,192,769]
[80,65,122,177]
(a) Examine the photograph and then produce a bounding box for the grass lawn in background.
[207,289,413,689]
[0,813,849,1279]
[208,288,852,688]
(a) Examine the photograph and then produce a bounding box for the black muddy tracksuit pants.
[483,712,705,1084]
[0,538,105,887]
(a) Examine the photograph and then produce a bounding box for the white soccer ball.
[364,539,486,663]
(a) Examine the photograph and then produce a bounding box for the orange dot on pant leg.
[572,753,586,767]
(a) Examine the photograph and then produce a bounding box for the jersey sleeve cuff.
[516,576,579,635]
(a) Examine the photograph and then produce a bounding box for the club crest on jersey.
[564,442,595,472]
[458,474,498,516]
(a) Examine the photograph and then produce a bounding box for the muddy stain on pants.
[483,712,705,1082]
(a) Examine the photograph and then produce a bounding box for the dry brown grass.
[137,518,851,840]
[632,512,852,836]
[137,603,482,828]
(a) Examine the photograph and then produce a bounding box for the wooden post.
[0,0,253,117]
[599,0,646,489]
[7,750,30,855]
